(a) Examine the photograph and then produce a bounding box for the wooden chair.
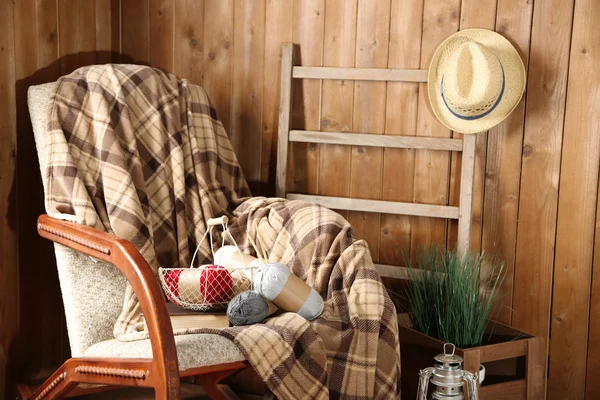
[276,43,477,280]
[18,83,251,400]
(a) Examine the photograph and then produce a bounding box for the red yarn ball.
[164,269,183,305]
[200,265,233,304]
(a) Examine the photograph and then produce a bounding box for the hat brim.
[428,29,526,134]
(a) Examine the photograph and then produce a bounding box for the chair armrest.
[36,214,180,397]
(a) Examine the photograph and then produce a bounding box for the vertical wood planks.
[122,0,150,64]
[0,1,17,396]
[231,0,266,188]
[14,0,44,379]
[289,0,324,194]
[347,0,391,263]
[446,0,498,251]
[173,0,204,84]
[96,0,122,64]
[318,0,357,218]
[550,0,600,396]
[79,0,97,66]
[587,177,600,398]
[410,0,460,254]
[203,0,234,135]
[512,0,575,397]
[379,0,423,266]
[262,0,293,192]
[58,0,81,73]
[150,0,174,71]
[482,0,534,325]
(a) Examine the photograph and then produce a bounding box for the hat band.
[440,63,505,121]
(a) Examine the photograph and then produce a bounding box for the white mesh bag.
[158,216,257,311]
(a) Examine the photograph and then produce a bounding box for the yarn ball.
[227,291,270,326]
[200,265,233,304]
[164,269,183,305]
[253,262,324,321]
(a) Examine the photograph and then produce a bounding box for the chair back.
[28,83,127,356]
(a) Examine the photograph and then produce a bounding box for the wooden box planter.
[398,314,545,400]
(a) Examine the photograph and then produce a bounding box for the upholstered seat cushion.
[83,333,244,372]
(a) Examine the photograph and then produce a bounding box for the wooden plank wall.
[0,0,600,398]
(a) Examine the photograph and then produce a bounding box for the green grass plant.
[399,246,505,348]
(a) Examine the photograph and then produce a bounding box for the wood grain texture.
[347,0,391,263]
[79,0,97,66]
[379,0,423,267]
[0,1,17,397]
[122,0,150,64]
[262,0,293,190]
[96,0,121,64]
[231,0,266,187]
[549,0,600,396]
[289,0,324,194]
[318,0,357,217]
[483,0,534,325]
[410,0,460,254]
[174,0,204,84]
[4,1,600,397]
[587,167,600,399]
[149,0,174,71]
[59,0,81,73]
[290,131,463,150]
[447,0,497,251]
[511,0,575,396]
[203,0,234,135]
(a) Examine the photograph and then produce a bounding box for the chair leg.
[22,366,79,400]
[195,369,244,400]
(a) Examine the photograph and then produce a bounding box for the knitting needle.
[247,235,266,264]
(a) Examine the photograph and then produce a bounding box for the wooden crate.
[398,314,545,400]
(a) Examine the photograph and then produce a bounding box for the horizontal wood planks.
[3,0,600,398]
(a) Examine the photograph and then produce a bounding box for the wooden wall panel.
[4,1,600,398]
[202,0,234,136]
[346,0,391,263]
[261,0,293,191]
[511,0,574,396]
[150,0,174,71]
[318,0,357,214]
[288,0,324,195]
[446,0,497,252]
[122,0,150,64]
[231,0,266,188]
[410,0,460,253]
[0,1,121,396]
[482,0,534,325]
[588,172,600,398]
[0,1,17,397]
[378,0,423,266]
[551,0,600,397]
[173,0,204,84]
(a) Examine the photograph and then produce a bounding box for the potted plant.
[390,246,544,400]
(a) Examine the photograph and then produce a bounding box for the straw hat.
[428,29,526,134]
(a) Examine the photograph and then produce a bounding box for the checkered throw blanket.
[45,65,400,399]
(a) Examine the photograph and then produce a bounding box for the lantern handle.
[444,343,456,356]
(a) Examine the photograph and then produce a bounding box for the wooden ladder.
[275,43,476,280]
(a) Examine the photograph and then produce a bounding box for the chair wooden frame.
[276,43,477,280]
[17,215,248,400]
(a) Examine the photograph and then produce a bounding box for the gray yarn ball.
[227,291,270,326]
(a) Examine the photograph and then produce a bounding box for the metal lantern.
[416,343,479,400]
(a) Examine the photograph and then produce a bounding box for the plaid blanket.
[45,65,400,398]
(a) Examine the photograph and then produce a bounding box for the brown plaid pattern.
[46,65,400,398]
[46,65,251,340]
